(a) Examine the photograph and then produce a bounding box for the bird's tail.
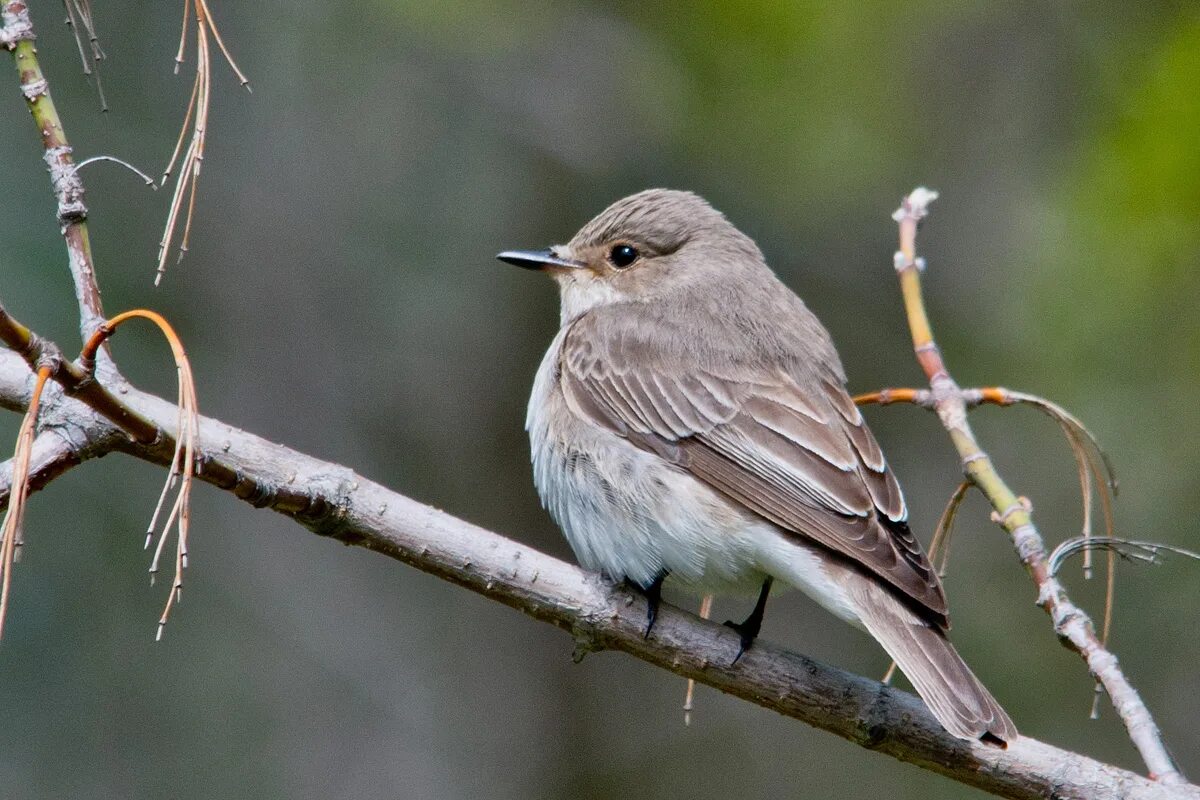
[849,576,1017,744]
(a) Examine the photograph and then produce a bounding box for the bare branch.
[0,301,160,444]
[0,349,1194,800]
[887,188,1183,784]
[0,424,122,505]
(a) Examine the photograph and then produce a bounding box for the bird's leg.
[724,577,773,663]
[638,571,668,639]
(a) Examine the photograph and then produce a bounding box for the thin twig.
[73,155,158,187]
[930,480,972,579]
[3,0,106,342]
[1051,533,1195,719]
[856,385,1120,603]
[81,309,199,639]
[683,593,713,725]
[0,364,51,639]
[888,187,1183,784]
[0,301,159,444]
[1049,537,1200,576]
[61,0,107,110]
[157,0,250,283]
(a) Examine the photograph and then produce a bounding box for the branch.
[0,301,159,444]
[0,350,1196,800]
[2,0,107,343]
[887,188,1183,783]
[0,361,123,500]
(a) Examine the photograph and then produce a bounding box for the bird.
[497,188,1016,744]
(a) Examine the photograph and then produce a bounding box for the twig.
[1050,537,1200,576]
[0,363,50,638]
[61,0,107,110]
[887,188,1183,784]
[855,385,1121,640]
[157,0,250,283]
[81,310,199,639]
[683,593,713,725]
[0,304,193,638]
[73,155,158,188]
[0,300,159,444]
[929,480,971,578]
[2,0,107,342]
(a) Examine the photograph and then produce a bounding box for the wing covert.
[558,317,948,626]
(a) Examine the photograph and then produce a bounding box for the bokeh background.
[1,2,1198,798]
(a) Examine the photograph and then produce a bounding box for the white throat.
[555,273,625,324]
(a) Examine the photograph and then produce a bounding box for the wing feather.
[559,316,948,625]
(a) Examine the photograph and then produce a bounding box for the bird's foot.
[633,571,667,639]
[723,577,773,664]
[722,618,759,664]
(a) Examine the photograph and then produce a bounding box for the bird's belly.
[527,374,764,594]
[525,338,862,625]
[537,437,768,594]
[528,398,867,629]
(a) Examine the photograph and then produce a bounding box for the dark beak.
[496,248,585,271]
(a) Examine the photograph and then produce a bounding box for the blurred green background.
[1,1,1198,798]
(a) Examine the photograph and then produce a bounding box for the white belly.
[525,329,757,592]
[524,330,863,627]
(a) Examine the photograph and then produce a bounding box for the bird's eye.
[609,244,639,268]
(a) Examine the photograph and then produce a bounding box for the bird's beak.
[496,248,585,271]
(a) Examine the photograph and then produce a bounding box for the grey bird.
[498,188,1016,744]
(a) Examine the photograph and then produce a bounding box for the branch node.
[991,498,1031,526]
[234,470,275,508]
[19,76,46,100]
[43,146,88,223]
[0,4,35,49]
[1012,523,1045,563]
[32,350,60,377]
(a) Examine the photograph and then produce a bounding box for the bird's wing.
[559,314,948,627]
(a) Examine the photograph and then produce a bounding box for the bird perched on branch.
[498,189,1016,743]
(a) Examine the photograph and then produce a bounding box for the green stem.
[4,0,107,342]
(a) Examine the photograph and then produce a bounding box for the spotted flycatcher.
[499,189,1015,743]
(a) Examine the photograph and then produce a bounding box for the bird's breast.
[525,329,766,593]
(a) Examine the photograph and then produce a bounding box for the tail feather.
[849,576,1017,743]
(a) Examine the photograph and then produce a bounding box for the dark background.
[1,2,1198,798]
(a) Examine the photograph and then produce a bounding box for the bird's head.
[498,189,764,321]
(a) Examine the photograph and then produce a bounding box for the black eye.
[609,244,638,268]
